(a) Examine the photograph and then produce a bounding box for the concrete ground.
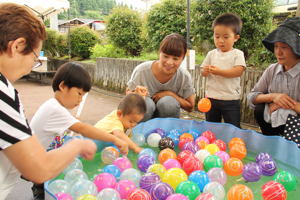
[6,79,123,200]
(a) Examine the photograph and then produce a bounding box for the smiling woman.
[127,33,196,121]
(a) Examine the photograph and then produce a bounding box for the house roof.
[58,18,105,26]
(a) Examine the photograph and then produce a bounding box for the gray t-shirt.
[127,61,195,99]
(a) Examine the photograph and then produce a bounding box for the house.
[58,18,106,33]
[273,0,298,13]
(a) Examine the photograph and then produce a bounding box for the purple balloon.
[183,141,199,154]
[148,128,166,138]
[139,173,161,192]
[166,194,188,200]
[258,158,277,176]
[242,162,262,182]
[255,152,272,163]
[137,155,156,172]
[150,182,174,200]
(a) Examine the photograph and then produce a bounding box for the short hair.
[118,93,146,115]
[52,62,92,92]
[159,33,187,57]
[212,13,242,35]
[0,3,46,54]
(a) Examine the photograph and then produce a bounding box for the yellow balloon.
[77,194,97,200]
[147,164,166,179]
[205,144,220,155]
[162,168,188,190]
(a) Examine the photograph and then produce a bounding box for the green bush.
[43,29,59,57]
[191,0,274,67]
[90,44,126,59]
[70,26,99,59]
[106,7,142,56]
[56,34,69,57]
[146,0,186,51]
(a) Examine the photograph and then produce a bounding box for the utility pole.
[186,0,191,70]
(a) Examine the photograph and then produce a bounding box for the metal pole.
[186,0,191,70]
[68,8,71,61]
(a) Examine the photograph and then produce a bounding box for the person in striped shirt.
[0,3,97,198]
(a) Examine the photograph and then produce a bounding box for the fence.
[49,58,264,125]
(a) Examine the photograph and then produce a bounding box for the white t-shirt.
[0,74,32,199]
[30,98,79,149]
[201,48,246,100]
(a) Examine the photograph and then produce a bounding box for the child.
[247,17,300,136]
[95,93,146,153]
[30,62,128,199]
[201,13,246,128]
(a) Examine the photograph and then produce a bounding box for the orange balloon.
[229,144,247,160]
[196,140,207,149]
[158,148,177,164]
[105,146,120,157]
[180,133,194,141]
[227,184,254,200]
[228,137,246,149]
[224,158,244,176]
[197,98,211,112]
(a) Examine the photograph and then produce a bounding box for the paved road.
[6,79,123,200]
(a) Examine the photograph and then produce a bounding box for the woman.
[247,17,300,136]
[127,33,195,121]
[0,3,96,198]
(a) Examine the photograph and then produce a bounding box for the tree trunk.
[297,0,300,17]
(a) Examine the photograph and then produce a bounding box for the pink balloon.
[116,180,136,199]
[196,192,215,200]
[166,194,189,200]
[195,136,210,144]
[113,157,132,172]
[93,173,117,192]
[215,151,230,163]
[55,192,73,200]
[128,188,151,200]
[163,159,182,169]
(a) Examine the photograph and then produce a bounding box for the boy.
[95,93,146,153]
[30,62,128,199]
[201,13,246,128]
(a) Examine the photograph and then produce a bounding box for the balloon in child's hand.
[96,188,121,200]
[198,98,211,112]
[48,180,71,195]
[120,168,142,187]
[227,184,254,200]
[262,181,287,200]
[131,134,146,146]
[55,192,73,200]
[101,146,120,164]
[128,189,151,200]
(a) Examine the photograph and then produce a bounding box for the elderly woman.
[248,17,300,136]
[127,33,195,121]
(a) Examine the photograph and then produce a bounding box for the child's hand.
[208,65,220,75]
[135,85,149,97]
[113,138,129,155]
[77,139,97,160]
[201,65,211,76]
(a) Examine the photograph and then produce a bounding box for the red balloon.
[201,131,216,143]
[177,150,194,165]
[213,139,227,151]
[198,98,211,112]
[262,181,287,200]
[182,157,203,175]
[178,138,192,150]
[128,188,152,200]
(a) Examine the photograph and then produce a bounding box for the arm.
[3,135,96,184]
[254,93,296,110]
[208,65,245,78]
[152,91,195,112]
[70,122,128,155]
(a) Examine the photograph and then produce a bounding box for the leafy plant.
[90,43,126,59]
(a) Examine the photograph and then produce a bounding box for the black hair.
[118,93,146,115]
[52,62,92,92]
[159,33,187,57]
[212,13,243,35]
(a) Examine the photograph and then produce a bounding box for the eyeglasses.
[32,50,42,69]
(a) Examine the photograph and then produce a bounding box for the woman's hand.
[152,91,172,102]
[272,93,296,109]
[135,85,149,97]
[268,103,280,114]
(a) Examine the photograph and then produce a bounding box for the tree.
[146,0,186,51]
[191,0,274,62]
[106,7,142,56]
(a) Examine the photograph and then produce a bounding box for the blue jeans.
[143,96,180,121]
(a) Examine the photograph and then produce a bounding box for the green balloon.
[175,180,201,200]
[203,155,223,172]
[274,171,297,191]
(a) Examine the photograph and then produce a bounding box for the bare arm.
[3,135,96,184]
[152,91,195,112]
[70,122,128,155]
[254,93,296,110]
[209,65,245,78]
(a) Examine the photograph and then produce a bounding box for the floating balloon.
[189,129,200,139]
[147,133,162,147]
[229,144,247,160]
[196,192,216,200]
[55,192,73,200]
[224,158,244,176]
[195,136,210,144]
[188,170,210,192]
[96,188,121,200]
[163,158,182,170]
[255,152,272,163]
[201,131,216,143]
[150,182,174,200]
[103,164,121,178]
[159,137,175,150]
[162,168,188,190]
[198,98,211,112]
[120,168,142,187]
[179,138,193,150]
[203,182,225,200]
[113,157,132,172]
[158,148,177,164]
[228,138,245,149]
[139,173,161,192]
[177,150,195,165]
[128,189,151,200]
[183,141,199,154]
[176,181,201,200]
[101,146,120,164]
[93,173,117,192]
[70,179,97,200]
[167,133,180,146]
[138,148,157,159]
[212,139,226,151]
[147,164,166,179]
[116,180,136,199]
[273,171,297,191]
[196,140,208,149]
[137,155,156,172]
[131,134,146,146]
[258,158,277,176]
[77,194,96,200]
[180,133,194,141]
[168,129,182,137]
[166,194,189,200]
[182,157,203,175]
[205,144,220,155]
[262,181,287,200]
[48,180,71,195]
[64,169,88,186]
[203,155,223,172]
[148,128,166,138]
[63,157,83,174]
[195,149,211,163]
[227,184,254,200]
[207,168,227,186]
[214,151,230,164]
[242,162,262,182]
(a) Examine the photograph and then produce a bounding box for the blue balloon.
[166,133,179,146]
[103,165,121,179]
[189,170,210,192]
[167,129,181,137]
[138,148,157,160]
[189,129,200,139]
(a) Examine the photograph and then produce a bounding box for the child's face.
[274,42,299,68]
[213,25,239,52]
[118,111,144,129]
[59,84,86,109]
